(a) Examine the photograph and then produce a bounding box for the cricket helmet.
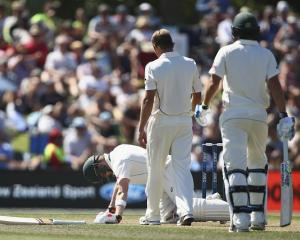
[82,155,113,184]
[232,12,260,39]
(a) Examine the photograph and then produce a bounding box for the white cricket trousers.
[145,112,194,221]
[220,117,268,228]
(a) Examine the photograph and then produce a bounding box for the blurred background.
[0,0,299,209]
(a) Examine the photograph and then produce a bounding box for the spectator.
[112,4,136,42]
[276,1,289,25]
[87,4,116,42]
[0,128,14,169]
[37,104,62,134]
[137,2,160,28]
[259,6,280,48]
[23,24,49,68]
[274,15,300,58]
[30,1,60,45]
[72,7,87,41]
[63,117,95,170]
[44,34,77,95]
[43,128,68,169]
[91,111,120,152]
[216,7,235,46]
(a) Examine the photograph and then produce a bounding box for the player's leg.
[192,197,230,221]
[170,123,194,224]
[143,115,173,224]
[160,191,178,223]
[247,121,268,230]
[221,119,250,232]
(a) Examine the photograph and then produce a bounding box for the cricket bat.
[0,215,86,225]
[280,138,293,227]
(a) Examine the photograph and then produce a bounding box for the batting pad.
[192,198,230,221]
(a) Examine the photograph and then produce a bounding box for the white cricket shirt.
[104,144,148,184]
[209,40,279,122]
[104,144,172,185]
[145,52,202,115]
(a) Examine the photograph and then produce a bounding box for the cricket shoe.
[229,224,249,233]
[177,214,194,226]
[250,222,265,231]
[139,216,160,225]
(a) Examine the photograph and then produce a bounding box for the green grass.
[0,209,300,240]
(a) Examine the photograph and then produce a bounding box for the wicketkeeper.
[83,144,230,224]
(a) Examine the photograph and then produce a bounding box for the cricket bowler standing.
[194,12,295,232]
[137,29,202,225]
[82,144,230,224]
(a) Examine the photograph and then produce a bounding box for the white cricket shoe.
[139,216,160,225]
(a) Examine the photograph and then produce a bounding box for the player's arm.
[203,74,222,106]
[107,182,119,212]
[267,74,286,113]
[138,90,156,147]
[191,92,202,111]
[115,178,130,217]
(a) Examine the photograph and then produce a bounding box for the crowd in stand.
[0,0,299,172]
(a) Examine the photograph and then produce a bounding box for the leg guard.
[192,198,230,222]
[223,165,250,229]
[247,165,268,225]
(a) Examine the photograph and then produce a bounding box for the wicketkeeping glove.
[277,116,295,140]
[194,104,211,126]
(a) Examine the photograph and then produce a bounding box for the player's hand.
[194,104,211,126]
[138,130,147,147]
[277,116,295,140]
[94,212,121,224]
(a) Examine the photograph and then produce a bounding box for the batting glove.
[94,211,122,224]
[194,104,211,126]
[277,116,295,141]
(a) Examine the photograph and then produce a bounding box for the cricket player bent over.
[195,12,295,232]
[82,144,229,224]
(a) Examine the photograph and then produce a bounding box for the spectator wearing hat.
[43,128,68,169]
[125,16,154,43]
[77,49,98,79]
[276,1,289,26]
[87,4,116,42]
[70,40,84,65]
[137,2,160,28]
[112,5,136,42]
[64,117,95,170]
